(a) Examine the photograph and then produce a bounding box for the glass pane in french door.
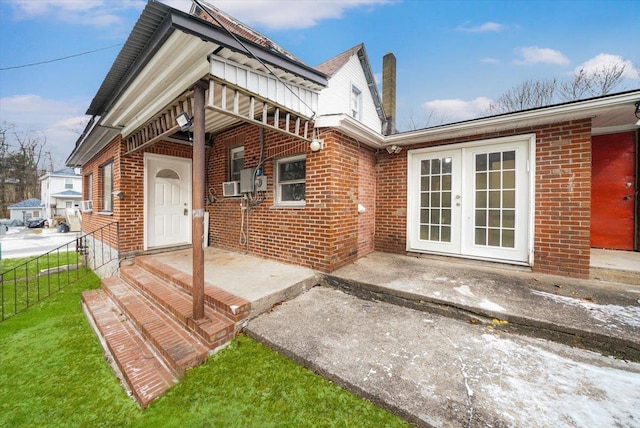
[474,150,516,248]
[419,156,453,242]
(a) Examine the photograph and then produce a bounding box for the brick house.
[67,0,639,281]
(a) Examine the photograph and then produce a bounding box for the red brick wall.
[375,148,407,253]
[534,119,592,278]
[81,136,192,254]
[205,125,362,272]
[358,147,377,256]
[375,118,593,278]
[80,118,592,278]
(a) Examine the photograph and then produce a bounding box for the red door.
[591,132,637,250]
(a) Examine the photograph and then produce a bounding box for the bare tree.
[559,63,627,100]
[558,69,592,101]
[587,62,626,96]
[0,123,48,217]
[402,108,455,131]
[488,78,557,114]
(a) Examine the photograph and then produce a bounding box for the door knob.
[623,195,632,201]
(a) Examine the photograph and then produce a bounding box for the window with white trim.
[351,85,362,120]
[101,161,113,212]
[64,178,73,189]
[229,146,244,181]
[274,155,306,207]
[85,173,93,201]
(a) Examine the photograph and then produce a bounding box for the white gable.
[317,54,382,134]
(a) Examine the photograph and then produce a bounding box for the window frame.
[229,145,245,182]
[350,84,362,120]
[274,154,306,208]
[64,178,73,190]
[101,160,114,213]
[85,173,93,201]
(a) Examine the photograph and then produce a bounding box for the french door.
[408,137,532,264]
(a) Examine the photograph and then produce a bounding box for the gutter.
[316,90,640,150]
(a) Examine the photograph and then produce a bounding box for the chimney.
[382,52,396,135]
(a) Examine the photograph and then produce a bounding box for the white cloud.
[0,94,89,163]
[574,53,639,79]
[421,97,493,123]
[206,0,394,30]
[458,21,505,33]
[515,47,569,66]
[481,57,500,64]
[7,0,145,28]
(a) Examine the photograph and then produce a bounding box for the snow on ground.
[532,289,640,328]
[476,332,640,427]
[0,228,80,260]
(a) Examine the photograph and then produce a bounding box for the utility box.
[240,168,268,193]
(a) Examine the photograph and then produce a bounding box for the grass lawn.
[1,251,86,320]
[0,268,409,427]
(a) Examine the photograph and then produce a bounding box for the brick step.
[81,289,176,408]
[102,277,209,378]
[120,265,235,349]
[134,255,251,322]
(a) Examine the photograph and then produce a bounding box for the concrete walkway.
[245,252,640,427]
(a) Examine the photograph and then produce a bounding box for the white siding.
[317,54,382,133]
[210,57,319,118]
[39,173,81,218]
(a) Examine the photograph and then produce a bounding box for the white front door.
[145,154,192,249]
[408,136,533,264]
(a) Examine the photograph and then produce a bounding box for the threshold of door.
[407,251,532,273]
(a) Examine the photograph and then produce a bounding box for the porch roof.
[67,0,327,167]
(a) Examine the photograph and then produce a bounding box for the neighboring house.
[8,198,43,222]
[67,0,639,281]
[39,167,82,218]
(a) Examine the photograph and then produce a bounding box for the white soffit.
[102,31,214,136]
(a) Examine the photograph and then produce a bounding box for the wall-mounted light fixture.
[385,145,402,154]
[634,101,640,126]
[310,139,324,152]
[112,190,124,199]
[176,112,192,132]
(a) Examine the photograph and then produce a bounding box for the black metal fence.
[1,222,119,321]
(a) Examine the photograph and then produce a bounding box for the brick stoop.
[82,257,251,408]
[82,289,177,408]
[134,256,251,322]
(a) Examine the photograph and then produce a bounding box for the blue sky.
[0,0,638,166]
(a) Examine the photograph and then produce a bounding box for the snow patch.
[531,290,640,328]
[479,299,506,312]
[479,333,640,427]
[454,285,475,298]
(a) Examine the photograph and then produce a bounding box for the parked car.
[27,218,46,228]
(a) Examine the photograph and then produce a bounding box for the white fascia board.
[67,125,120,167]
[385,90,640,147]
[315,114,384,147]
[317,91,640,150]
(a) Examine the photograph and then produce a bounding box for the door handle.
[623,195,632,201]
[184,208,188,215]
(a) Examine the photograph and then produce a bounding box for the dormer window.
[351,85,362,120]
